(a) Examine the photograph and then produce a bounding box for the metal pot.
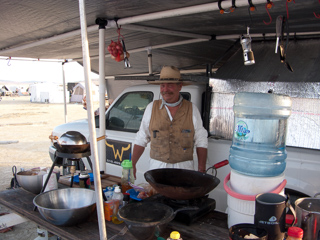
[118,202,198,240]
[295,193,320,240]
[144,160,228,200]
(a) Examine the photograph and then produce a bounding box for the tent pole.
[62,61,68,123]
[98,19,107,174]
[78,1,107,239]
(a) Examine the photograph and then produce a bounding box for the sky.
[0,57,99,83]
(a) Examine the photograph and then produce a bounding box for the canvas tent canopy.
[1,1,320,239]
[70,82,99,103]
[29,82,68,103]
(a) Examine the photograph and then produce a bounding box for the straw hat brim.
[147,79,194,86]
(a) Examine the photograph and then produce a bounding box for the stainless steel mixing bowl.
[33,188,96,226]
[17,168,60,194]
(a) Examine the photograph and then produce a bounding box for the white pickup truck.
[50,83,320,212]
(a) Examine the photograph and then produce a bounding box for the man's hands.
[131,144,145,179]
[196,147,207,173]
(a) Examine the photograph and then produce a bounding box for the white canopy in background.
[29,82,69,103]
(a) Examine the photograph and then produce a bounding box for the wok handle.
[213,159,229,169]
[164,206,200,224]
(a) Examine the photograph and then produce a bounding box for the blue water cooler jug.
[229,92,292,177]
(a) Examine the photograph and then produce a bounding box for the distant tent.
[1,84,29,96]
[1,85,12,95]
[70,82,99,103]
[29,82,69,103]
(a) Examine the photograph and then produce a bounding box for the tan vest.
[149,99,195,163]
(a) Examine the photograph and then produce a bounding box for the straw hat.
[148,66,193,85]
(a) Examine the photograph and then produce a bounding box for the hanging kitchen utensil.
[240,27,255,65]
[121,39,131,68]
[7,165,20,189]
[275,15,283,53]
[277,15,293,72]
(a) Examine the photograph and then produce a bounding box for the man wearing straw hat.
[131,66,208,179]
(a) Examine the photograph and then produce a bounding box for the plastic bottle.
[286,227,303,240]
[79,171,91,189]
[229,92,292,177]
[111,186,124,224]
[167,231,182,240]
[104,186,114,201]
[42,169,58,192]
[122,193,130,207]
[121,160,135,194]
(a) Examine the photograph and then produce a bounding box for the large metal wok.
[49,131,104,154]
[144,160,228,200]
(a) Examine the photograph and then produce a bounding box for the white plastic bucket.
[230,169,285,195]
[224,173,286,228]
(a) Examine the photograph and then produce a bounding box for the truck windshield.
[105,91,153,132]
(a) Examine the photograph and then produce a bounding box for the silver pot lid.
[59,131,87,145]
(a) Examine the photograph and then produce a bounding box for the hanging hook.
[285,0,295,19]
[6,57,11,66]
[313,12,320,19]
[248,0,256,12]
[230,0,237,13]
[218,0,229,14]
[263,0,274,25]
[313,0,320,19]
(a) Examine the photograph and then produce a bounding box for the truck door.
[102,91,154,176]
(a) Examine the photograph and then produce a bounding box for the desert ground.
[0,95,99,239]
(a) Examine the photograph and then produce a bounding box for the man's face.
[160,83,182,103]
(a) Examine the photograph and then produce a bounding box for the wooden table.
[0,180,229,239]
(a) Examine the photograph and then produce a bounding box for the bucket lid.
[121,160,133,169]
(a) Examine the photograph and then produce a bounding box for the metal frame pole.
[62,61,68,123]
[78,1,107,239]
[98,19,107,174]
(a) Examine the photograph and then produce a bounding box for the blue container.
[229,92,292,177]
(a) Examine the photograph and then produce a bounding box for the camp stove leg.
[34,157,58,211]
[86,156,93,170]
[34,227,59,240]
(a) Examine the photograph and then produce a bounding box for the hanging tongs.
[121,39,131,68]
[276,16,293,72]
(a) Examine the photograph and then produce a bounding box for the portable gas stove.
[143,194,216,225]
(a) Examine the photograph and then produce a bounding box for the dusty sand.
[0,95,98,239]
